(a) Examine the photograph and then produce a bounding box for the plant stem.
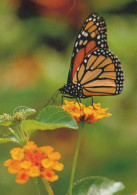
[20,125,26,141]
[68,123,85,195]
[34,178,41,195]
[42,178,54,195]
[9,127,21,143]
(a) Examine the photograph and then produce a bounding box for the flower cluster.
[62,100,112,123]
[4,141,64,184]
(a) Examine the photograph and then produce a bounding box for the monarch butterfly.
[59,13,124,101]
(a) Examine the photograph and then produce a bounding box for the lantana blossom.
[62,100,112,123]
[4,141,64,184]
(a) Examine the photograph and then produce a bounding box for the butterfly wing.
[67,13,108,83]
[72,48,124,96]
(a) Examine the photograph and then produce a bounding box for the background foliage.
[0,0,137,194]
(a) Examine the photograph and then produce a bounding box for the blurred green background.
[0,0,137,194]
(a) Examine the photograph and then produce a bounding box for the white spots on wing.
[78,34,81,38]
[84,59,87,63]
[82,31,85,35]
[88,17,92,21]
[75,41,78,47]
[84,32,88,37]
[82,31,88,37]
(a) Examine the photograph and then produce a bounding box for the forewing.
[73,48,124,96]
[67,13,108,83]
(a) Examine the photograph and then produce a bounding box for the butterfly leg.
[75,97,81,108]
[91,96,97,110]
[79,98,81,103]
[91,96,93,106]
[45,90,59,107]
[75,97,84,119]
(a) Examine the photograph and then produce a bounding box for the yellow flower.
[41,159,54,168]
[4,141,64,184]
[28,166,40,177]
[10,148,24,160]
[20,161,32,169]
[62,100,112,123]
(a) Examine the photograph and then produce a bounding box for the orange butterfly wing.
[73,48,124,96]
[68,13,108,83]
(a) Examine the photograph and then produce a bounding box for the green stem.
[68,123,85,195]
[34,178,41,195]
[42,178,54,195]
[20,126,26,140]
[9,127,21,143]
[20,124,28,143]
[16,123,25,142]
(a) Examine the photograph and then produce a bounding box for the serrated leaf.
[37,106,78,129]
[0,114,13,126]
[13,106,36,117]
[69,176,124,195]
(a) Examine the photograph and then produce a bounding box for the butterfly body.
[59,83,84,98]
[59,13,124,98]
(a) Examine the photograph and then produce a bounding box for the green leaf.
[0,114,13,126]
[13,106,36,117]
[22,118,77,135]
[0,132,20,144]
[21,106,78,134]
[0,137,18,143]
[70,176,124,195]
[37,106,78,129]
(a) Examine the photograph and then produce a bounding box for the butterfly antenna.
[45,90,60,107]
[52,90,60,105]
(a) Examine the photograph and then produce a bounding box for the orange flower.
[62,100,112,123]
[4,141,64,184]
[42,169,59,182]
[16,170,30,184]
[10,148,24,160]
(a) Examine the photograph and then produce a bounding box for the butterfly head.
[59,83,83,98]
